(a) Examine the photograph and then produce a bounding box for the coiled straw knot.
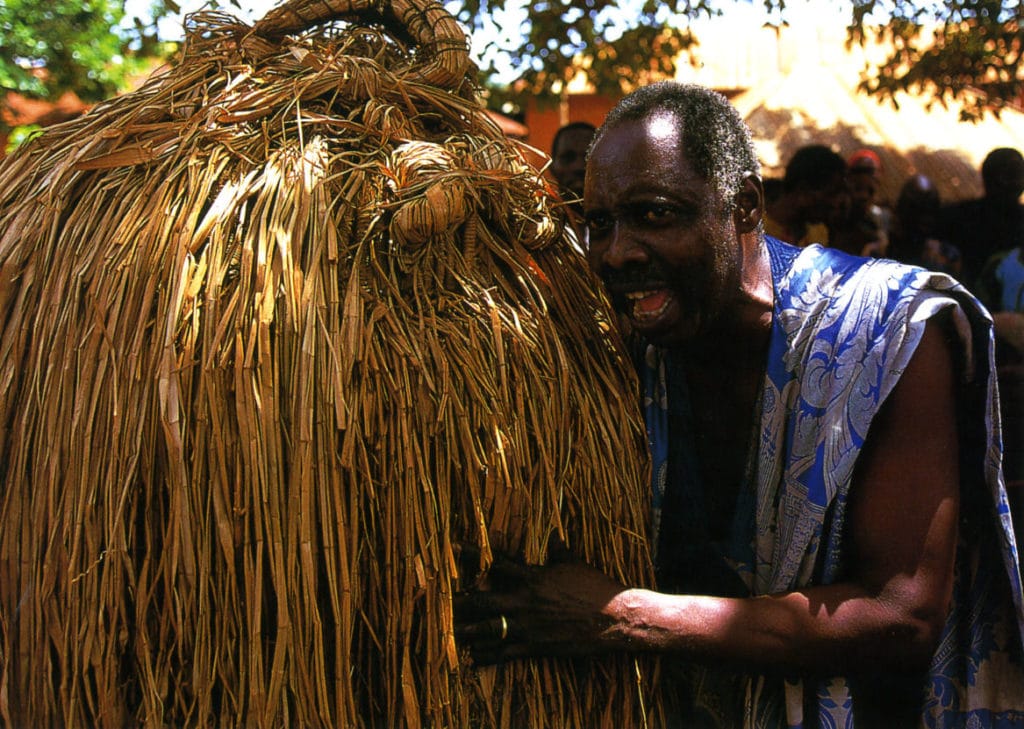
[387,140,470,252]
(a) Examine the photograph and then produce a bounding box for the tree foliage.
[0,0,247,137]
[457,0,1022,120]
[452,0,716,104]
[0,0,170,103]
[848,0,1023,121]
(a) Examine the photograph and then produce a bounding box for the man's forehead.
[645,112,679,144]
[595,112,681,156]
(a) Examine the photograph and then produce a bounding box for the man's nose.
[599,223,645,269]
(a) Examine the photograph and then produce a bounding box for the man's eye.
[585,213,613,236]
[639,205,674,224]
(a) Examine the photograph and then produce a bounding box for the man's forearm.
[606,582,941,675]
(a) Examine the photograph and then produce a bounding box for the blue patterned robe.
[642,237,1024,727]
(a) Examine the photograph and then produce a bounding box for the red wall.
[524,93,618,160]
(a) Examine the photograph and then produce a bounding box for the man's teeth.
[625,289,671,318]
[625,290,658,300]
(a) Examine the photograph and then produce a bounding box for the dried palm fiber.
[0,0,663,726]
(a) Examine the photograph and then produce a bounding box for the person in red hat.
[830,148,891,257]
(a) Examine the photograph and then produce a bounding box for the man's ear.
[734,173,763,234]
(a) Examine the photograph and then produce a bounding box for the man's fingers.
[485,555,529,590]
[455,615,538,667]
[546,536,573,564]
[453,545,530,589]
[454,616,510,643]
[452,590,499,623]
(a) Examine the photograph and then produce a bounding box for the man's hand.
[454,552,634,665]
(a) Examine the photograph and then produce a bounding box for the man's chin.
[636,328,693,349]
[626,315,696,349]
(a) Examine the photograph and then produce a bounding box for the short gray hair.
[593,81,759,207]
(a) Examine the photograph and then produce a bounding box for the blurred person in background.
[549,121,596,245]
[763,143,847,247]
[887,174,961,276]
[830,148,890,257]
[941,147,1024,287]
[973,185,1024,541]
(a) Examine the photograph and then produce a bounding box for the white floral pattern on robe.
[642,237,1024,728]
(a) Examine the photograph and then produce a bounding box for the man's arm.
[458,319,960,676]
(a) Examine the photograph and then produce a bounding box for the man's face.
[898,177,940,237]
[550,128,594,201]
[584,113,740,348]
[847,170,878,215]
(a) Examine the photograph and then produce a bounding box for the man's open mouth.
[624,289,672,320]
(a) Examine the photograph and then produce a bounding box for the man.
[970,157,1024,554]
[457,83,1024,727]
[549,121,596,242]
[941,146,1024,286]
[763,143,847,247]
[886,174,961,276]
[829,149,890,257]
